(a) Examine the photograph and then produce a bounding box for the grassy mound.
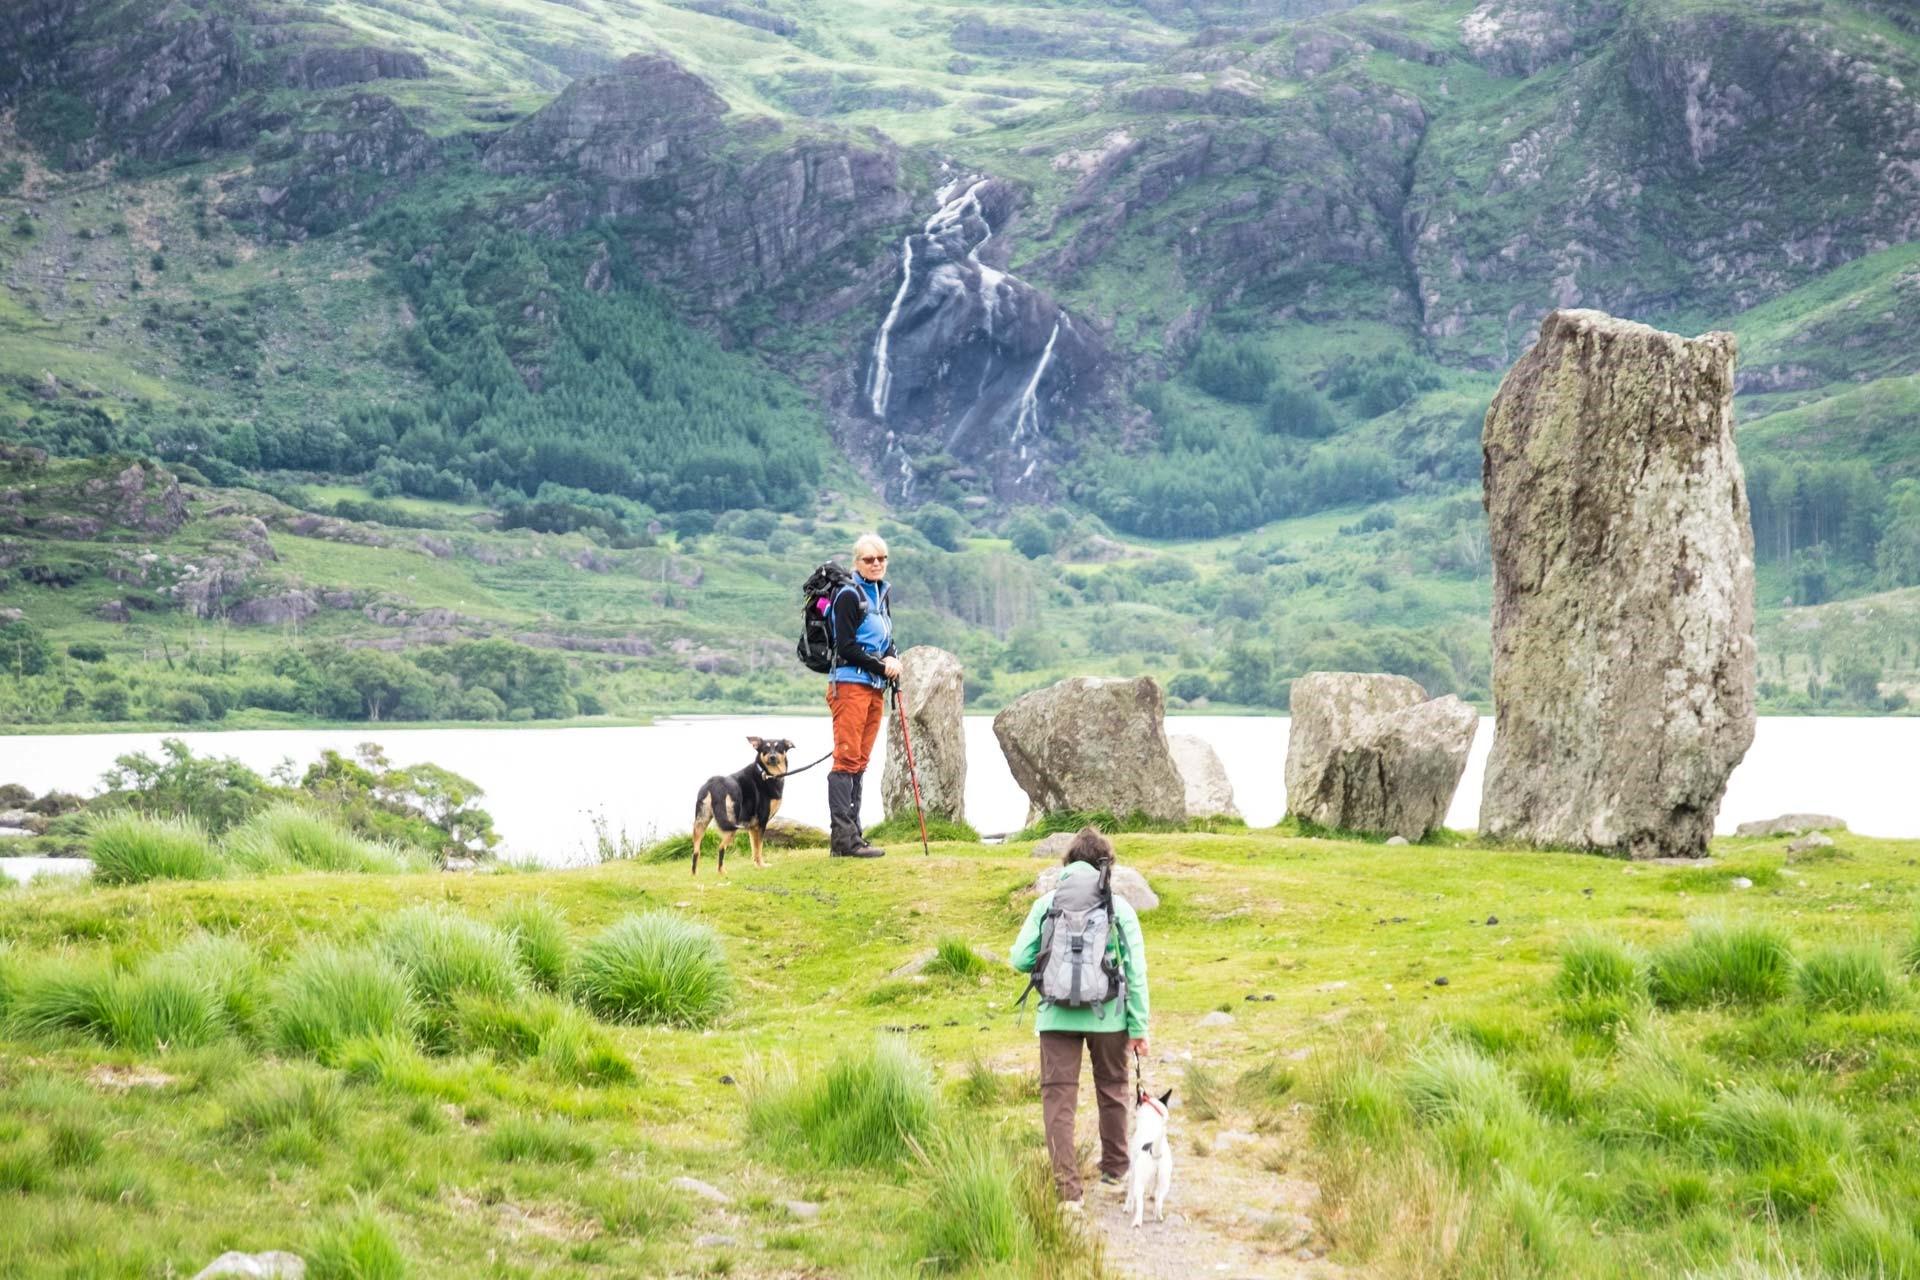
[267,947,417,1060]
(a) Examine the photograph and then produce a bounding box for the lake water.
[0,716,1914,865]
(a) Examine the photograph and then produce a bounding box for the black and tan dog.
[690,737,794,875]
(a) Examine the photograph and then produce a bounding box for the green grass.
[1650,920,1796,1009]
[746,1037,941,1169]
[87,812,222,883]
[494,899,570,992]
[923,936,990,979]
[379,906,529,1028]
[306,1206,409,1280]
[267,947,417,1061]
[865,814,982,844]
[225,805,419,875]
[4,826,1920,1274]
[570,912,732,1028]
[1796,944,1902,1013]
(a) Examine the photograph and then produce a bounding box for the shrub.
[922,937,988,979]
[267,947,416,1060]
[495,899,570,992]
[224,804,418,874]
[306,1206,409,1280]
[1797,944,1902,1013]
[571,913,732,1028]
[88,812,222,884]
[1649,921,1794,1009]
[746,1038,940,1168]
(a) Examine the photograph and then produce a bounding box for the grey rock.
[781,1200,822,1220]
[1480,311,1755,859]
[1386,836,1410,847]
[994,677,1185,826]
[1030,832,1076,859]
[669,1176,732,1205]
[1168,734,1239,819]
[1198,1010,1235,1027]
[695,1233,739,1248]
[1031,864,1159,913]
[1285,673,1478,841]
[1731,876,1754,889]
[882,646,967,823]
[1787,832,1835,854]
[1736,814,1848,838]
[192,1253,305,1280]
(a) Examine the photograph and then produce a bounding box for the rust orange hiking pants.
[827,681,886,775]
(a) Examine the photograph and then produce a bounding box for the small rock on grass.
[1385,836,1409,846]
[1198,1010,1235,1027]
[1732,876,1753,889]
[781,1200,822,1220]
[670,1176,732,1205]
[1788,833,1835,854]
[696,1233,739,1248]
[193,1254,304,1280]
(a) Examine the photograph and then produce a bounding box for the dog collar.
[1139,1094,1168,1118]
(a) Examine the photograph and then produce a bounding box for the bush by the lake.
[88,812,222,883]
[746,1037,939,1169]
[571,912,731,1027]
[1650,920,1795,1009]
[225,803,419,875]
[268,947,416,1060]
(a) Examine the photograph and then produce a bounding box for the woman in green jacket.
[1008,826,1150,1212]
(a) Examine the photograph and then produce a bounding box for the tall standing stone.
[1169,734,1240,819]
[993,677,1186,826]
[882,646,968,823]
[1480,309,1756,858]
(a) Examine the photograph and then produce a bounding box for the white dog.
[1126,1087,1175,1227]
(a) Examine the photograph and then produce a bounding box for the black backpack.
[797,562,857,673]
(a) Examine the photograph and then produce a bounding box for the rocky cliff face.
[1412,1,1920,365]
[486,55,909,316]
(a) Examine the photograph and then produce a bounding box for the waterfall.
[1011,318,1063,443]
[926,178,992,260]
[866,237,914,419]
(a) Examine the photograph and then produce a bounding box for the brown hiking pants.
[826,681,886,774]
[1039,1029,1132,1201]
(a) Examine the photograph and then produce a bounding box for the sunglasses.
[858,555,888,564]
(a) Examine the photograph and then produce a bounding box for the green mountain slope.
[1,0,1917,725]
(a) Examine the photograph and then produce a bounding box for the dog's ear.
[1158,1088,1174,1106]
[747,735,765,749]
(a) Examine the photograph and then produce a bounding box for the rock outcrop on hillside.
[486,55,909,314]
[994,677,1186,825]
[1284,672,1476,840]
[881,646,967,823]
[1479,309,1756,859]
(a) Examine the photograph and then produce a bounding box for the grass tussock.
[923,936,990,979]
[747,1038,940,1169]
[1796,944,1903,1013]
[88,812,222,884]
[450,993,632,1085]
[484,1115,596,1165]
[1650,920,1795,1009]
[494,899,571,992]
[225,804,418,875]
[380,907,528,1015]
[267,947,416,1061]
[11,954,232,1051]
[306,1206,409,1280]
[1557,934,1648,1003]
[571,912,731,1028]
[221,1067,346,1144]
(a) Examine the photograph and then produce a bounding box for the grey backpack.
[1020,864,1126,1018]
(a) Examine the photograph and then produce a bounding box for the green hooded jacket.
[1009,861,1150,1037]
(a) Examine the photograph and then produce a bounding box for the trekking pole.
[890,678,933,857]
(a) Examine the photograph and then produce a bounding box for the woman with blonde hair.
[825,532,900,857]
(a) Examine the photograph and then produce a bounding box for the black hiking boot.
[828,771,884,858]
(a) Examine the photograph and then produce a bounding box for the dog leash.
[775,750,836,779]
